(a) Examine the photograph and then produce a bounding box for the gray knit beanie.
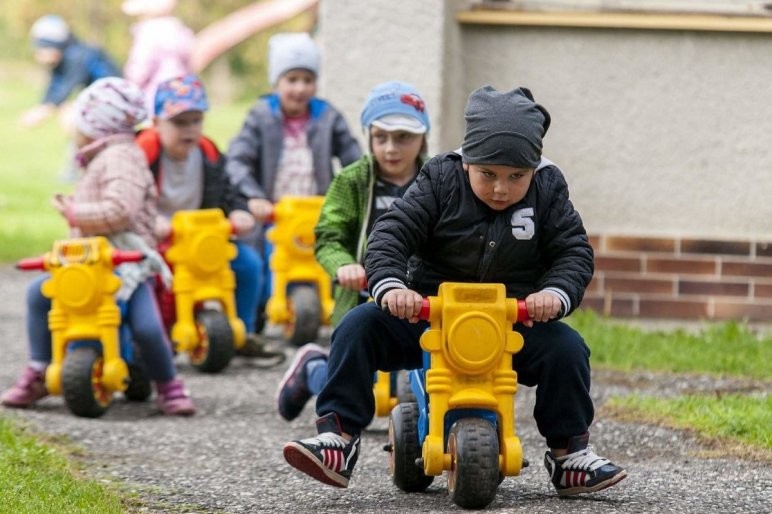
[462,85,551,168]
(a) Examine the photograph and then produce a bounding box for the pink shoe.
[1,366,48,408]
[155,378,196,416]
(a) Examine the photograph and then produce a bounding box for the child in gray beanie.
[282,84,627,498]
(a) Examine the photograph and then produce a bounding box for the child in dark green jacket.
[275,81,431,421]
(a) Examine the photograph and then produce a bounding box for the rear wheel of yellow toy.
[124,361,152,402]
[396,370,416,404]
[62,347,113,418]
[388,402,434,492]
[447,418,500,509]
[285,286,320,347]
[191,309,234,373]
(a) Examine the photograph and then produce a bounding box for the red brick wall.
[583,235,772,321]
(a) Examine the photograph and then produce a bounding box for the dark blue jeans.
[26,274,176,382]
[316,301,594,448]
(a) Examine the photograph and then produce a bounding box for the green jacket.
[314,154,427,325]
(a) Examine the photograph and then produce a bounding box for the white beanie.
[30,15,69,48]
[74,77,147,139]
[268,33,320,85]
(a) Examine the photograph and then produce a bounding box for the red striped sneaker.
[544,446,627,496]
[283,431,361,488]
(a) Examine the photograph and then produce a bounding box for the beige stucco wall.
[318,2,772,240]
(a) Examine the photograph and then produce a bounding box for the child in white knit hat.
[225,32,362,328]
[2,77,196,416]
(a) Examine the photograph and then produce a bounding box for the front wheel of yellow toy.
[447,418,500,509]
[285,286,321,347]
[62,347,113,418]
[191,309,235,373]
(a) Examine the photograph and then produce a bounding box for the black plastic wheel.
[190,308,234,373]
[389,402,434,492]
[124,361,152,402]
[62,347,112,418]
[285,286,321,347]
[396,370,416,405]
[447,418,500,509]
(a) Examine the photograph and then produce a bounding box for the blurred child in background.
[21,14,121,130]
[122,0,195,114]
[225,32,362,324]
[2,77,195,416]
[275,80,431,421]
[22,14,122,182]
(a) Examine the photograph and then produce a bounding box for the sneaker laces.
[560,446,610,472]
[307,432,348,449]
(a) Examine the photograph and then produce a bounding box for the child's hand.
[20,104,56,128]
[381,288,424,323]
[229,209,256,235]
[336,264,366,291]
[154,215,172,240]
[247,198,274,223]
[50,193,70,215]
[522,290,562,327]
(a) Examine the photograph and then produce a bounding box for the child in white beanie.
[225,32,362,328]
[2,77,196,416]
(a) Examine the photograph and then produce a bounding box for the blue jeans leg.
[26,274,52,363]
[231,241,263,333]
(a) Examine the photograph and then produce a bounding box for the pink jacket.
[68,135,158,249]
[124,16,195,112]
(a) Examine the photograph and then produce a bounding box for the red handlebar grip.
[112,250,146,265]
[418,299,431,320]
[517,299,530,323]
[16,257,46,271]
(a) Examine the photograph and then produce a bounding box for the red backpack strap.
[198,135,222,163]
[135,129,163,189]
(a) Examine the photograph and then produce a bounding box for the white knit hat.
[30,15,69,48]
[74,77,147,139]
[268,33,320,85]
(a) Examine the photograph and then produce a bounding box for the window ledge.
[457,9,772,33]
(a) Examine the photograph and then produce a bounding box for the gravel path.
[0,264,769,513]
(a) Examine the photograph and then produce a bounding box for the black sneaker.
[283,431,361,488]
[275,343,328,421]
[544,445,627,496]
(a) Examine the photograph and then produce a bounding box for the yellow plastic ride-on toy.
[265,196,334,346]
[387,282,531,509]
[16,237,150,418]
[160,209,246,373]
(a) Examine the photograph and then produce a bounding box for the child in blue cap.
[274,81,431,421]
[135,74,279,358]
[282,85,627,497]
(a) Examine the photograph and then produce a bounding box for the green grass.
[0,417,125,513]
[0,64,70,261]
[0,62,253,263]
[569,309,772,456]
[568,309,772,379]
[606,393,772,452]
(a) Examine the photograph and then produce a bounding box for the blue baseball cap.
[154,74,209,120]
[360,81,430,134]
